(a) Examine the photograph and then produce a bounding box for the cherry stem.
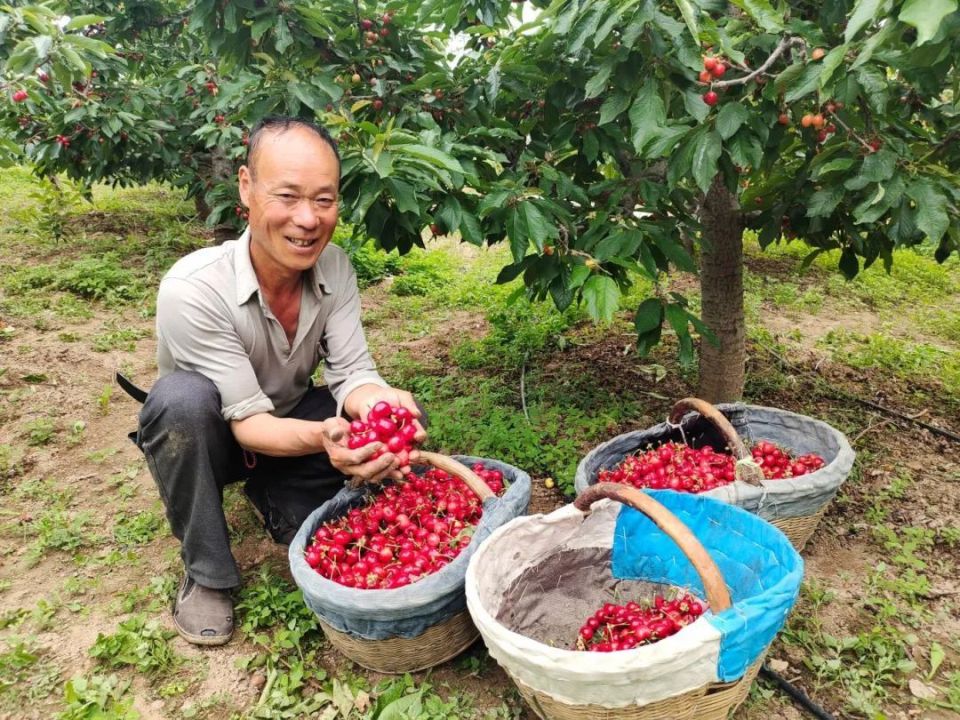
[711,36,806,89]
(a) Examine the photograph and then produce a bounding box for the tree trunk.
[697,176,746,403]
[193,147,239,245]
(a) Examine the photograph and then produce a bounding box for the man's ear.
[238,165,251,207]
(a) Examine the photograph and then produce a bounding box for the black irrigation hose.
[757,342,960,443]
[760,665,837,720]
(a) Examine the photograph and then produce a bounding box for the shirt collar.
[234,229,331,305]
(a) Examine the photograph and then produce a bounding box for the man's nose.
[293,200,320,228]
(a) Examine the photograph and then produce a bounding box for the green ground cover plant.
[0,170,958,718]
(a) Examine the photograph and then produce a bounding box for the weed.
[26,175,85,243]
[97,385,113,415]
[344,241,404,287]
[55,294,94,320]
[117,573,177,614]
[25,417,57,446]
[112,510,163,547]
[0,444,25,488]
[58,331,81,343]
[819,330,960,396]
[86,447,119,464]
[27,509,96,565]
[235,566,320,655]
[89,615,180,675]
[66,420,86,447]
[55,674,139,720]
[3,254,144,304]
[92,326,150,353]
[0,637,61,710]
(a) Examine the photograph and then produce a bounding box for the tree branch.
[712,37,806,89]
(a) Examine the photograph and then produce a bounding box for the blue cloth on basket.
[611,489,803,682]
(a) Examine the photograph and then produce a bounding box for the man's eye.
[279,193,297,201]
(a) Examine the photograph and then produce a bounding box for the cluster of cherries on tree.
[304,463,505,589]
[597,441,825,493]
[360,11,393,46]
[699,54,728,107]
[576,593,706,652]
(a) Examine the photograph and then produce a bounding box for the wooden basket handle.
[574,482,732,613]
[417,451,496,501]
[668,397,764,485]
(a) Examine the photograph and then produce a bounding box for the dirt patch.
[2,230,959,720]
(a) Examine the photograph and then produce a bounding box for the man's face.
[238,126,340,279]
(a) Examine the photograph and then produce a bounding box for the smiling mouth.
[286,236,318,248]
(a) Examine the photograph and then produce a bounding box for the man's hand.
[343,384,428,474]
[319,417,404,485]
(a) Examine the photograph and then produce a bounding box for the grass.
[1,168,960,718]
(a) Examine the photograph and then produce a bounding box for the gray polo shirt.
[156,229,386,420]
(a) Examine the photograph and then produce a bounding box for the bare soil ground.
[0,209,958,719]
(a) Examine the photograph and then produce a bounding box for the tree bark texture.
[697,176,746,403]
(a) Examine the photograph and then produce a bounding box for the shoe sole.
[173,617,234,646]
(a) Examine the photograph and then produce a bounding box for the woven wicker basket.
[319,609,479,674]
[770,504,828,550]
[575,398,854,552]
[311,453,493,674]
[468,483,793,719]
[514,657,763,720]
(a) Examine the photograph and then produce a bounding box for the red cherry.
[702,91,719,106]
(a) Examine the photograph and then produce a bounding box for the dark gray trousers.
[135,371,348,588]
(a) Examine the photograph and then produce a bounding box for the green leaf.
[665,303,695,367]
[633,297,663,334]
[928,642,946,680]
[784,63,822,103]
[599,90,631,125]
[653,234,697,273]
[715,102,749,140]
[585,62,613,99]
[845,0,886,43]
[856,66,889,114]
[691,130,722,194]
[729,0,784,32]
[582,275,620,322]
[396,144,463,174]
[629,81,667,154]
[385,178,418,214]
[906,180,950,243]
[275,17,294,53]
[845,149,897,190]
[460,212,483,246]
[839,247,859,279]
[673,0,699,41]
[851,23,895,69]
[636,324,662,356]
[819,44,848,89]
[686,310,719,347]
[800,248,825,270]
[64,15,107,31]
[807,186,845,217]
[437,195,463,232]
[379,691,424,720]
[774,64,805,94]
[520,201,552,251]
[569,264,591,289]
[506,207,528,262]
[728,131,763,170]
[900,0,956,45]
[582,131,599,164]
[812,157,856,179]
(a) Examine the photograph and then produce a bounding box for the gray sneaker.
[173,575,234,646]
